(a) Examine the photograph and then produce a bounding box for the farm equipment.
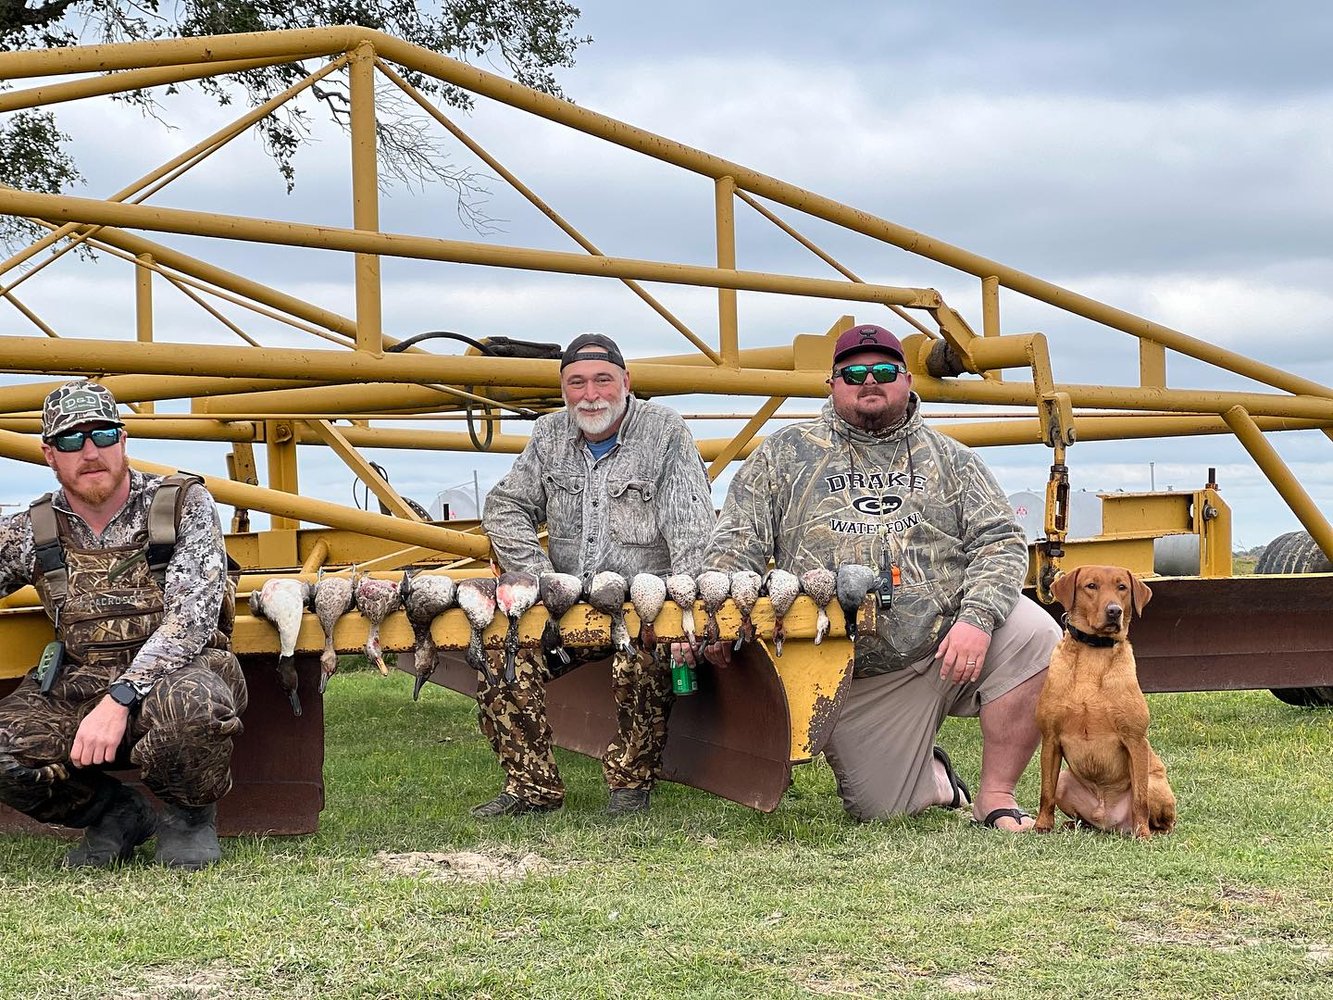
[0,28,1330,834]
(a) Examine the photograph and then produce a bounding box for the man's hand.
[70,696,129,767]
[670,640,733,669]
[934,621,992,685]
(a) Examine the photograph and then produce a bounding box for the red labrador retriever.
[1035,565,1176,839]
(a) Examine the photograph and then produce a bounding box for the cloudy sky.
[3,1,1332,551]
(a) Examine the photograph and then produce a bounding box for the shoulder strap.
[28,493,69,607]
[146,474,205,579]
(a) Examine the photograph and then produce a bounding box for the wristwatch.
[107,681,140,708]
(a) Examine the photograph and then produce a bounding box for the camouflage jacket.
[484,397,716,586]
[0,469,228,692]
[704,396,1027,675]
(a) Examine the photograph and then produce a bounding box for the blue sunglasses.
[49,427,122,453]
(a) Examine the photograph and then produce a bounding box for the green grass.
[1,676,1329,1000]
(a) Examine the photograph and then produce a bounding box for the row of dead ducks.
[248,564,881,716]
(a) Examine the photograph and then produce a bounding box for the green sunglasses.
[833,362,904,386]
[49,427,122,453]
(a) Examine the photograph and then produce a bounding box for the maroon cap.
[832,324,905,366]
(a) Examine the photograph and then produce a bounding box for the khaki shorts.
[822,595,1060,821]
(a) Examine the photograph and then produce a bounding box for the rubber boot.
[62,784,157,869]
[154,802,221,870]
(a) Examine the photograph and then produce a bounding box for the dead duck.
[836,563,879,644]
[587,571,632,658]
[696,570,731,645]
[729,570,763,651]
[401,570,457,700]
[495,571,540,684]
[354,575,402,676]
[665,573,699,648]
[311,570,356,694]
[762,569,801,657]
[456,577,498,685]
[538,572,583,667]
[249,577,311,716]
[799,567,837,645]
[629,573,667,653]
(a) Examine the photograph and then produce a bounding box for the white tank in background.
[1007,490,1103,541]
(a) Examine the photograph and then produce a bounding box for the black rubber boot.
[62,784,157,869]
[154,802,221,870]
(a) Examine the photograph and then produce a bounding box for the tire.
[1255,531,1333,707]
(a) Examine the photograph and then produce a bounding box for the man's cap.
[42,380,124,440]
[561,333,627,371]
[832,324,906,367]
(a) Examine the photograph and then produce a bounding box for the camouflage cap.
[42,380,124,440]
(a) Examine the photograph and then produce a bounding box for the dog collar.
[1061,615,1119,648]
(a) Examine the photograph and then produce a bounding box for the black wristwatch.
[107,681,140,708]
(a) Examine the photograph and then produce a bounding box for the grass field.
[0,672,1329,1000]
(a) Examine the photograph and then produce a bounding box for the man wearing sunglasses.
[702,324,1059,831]
[0,380,246,869]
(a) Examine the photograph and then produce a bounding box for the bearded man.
[478,334,715,817]
[0,380,246,869]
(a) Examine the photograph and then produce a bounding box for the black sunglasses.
[833,362,903,386]
[49,427,122,453]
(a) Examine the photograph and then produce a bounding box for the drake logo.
[851,494,903,516]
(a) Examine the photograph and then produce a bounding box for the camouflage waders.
[0,479,246,828]
[475,646,674,805]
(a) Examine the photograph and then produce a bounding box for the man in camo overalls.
[479,334,716,818]
[0,380,246,869]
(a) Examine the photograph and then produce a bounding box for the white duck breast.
[402,572,457,700]
[495,571,540,684]
[836,563,879,644]
[799,567,837,646]
[588,571,631,656]
[312,573,356,693]
[354,576,402,676]
[629,573,667,652]
[729,570,763,651]
[252,577,311,716]
[696,570,731,645]
[538,572,583,666]
[665,574,699,646]
[456,578,498,685]
[762,569,801,657]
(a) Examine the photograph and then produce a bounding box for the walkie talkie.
[36,641,65,695]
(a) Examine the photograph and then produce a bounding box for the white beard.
[569,394,628,437]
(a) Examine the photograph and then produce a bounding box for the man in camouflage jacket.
[703,325,1060,830]
[0,380,246,869]
[479,334,715,818]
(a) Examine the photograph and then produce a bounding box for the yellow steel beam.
[716,175,740,367]
[264,420,300,530]
[304,419,422,521]
[350,42,383,354]
[0,427,492,559]
[706,396,785,480]
[1222,405,1333,561]
[375,58,722,365]
[0,188,940,310]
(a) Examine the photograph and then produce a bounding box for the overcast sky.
[3,1,1332,551]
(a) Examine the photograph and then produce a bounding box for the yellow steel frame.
[0,25,1331,578]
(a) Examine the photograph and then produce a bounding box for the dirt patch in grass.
[372,849,552,883]
[115,962,247,1000]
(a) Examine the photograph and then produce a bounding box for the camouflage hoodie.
[704,395,1027,675]
[484,396,716,586]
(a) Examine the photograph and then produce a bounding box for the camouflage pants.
[475,646,674,805]
[0,647,246,826]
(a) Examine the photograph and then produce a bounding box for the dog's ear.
[1050,567,1080,611]
[1129,572,1153,616]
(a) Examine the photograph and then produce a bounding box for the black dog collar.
[1061,614,1119,648]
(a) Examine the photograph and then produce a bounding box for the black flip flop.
[932,745,971,809]
[975,807,1034,830]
